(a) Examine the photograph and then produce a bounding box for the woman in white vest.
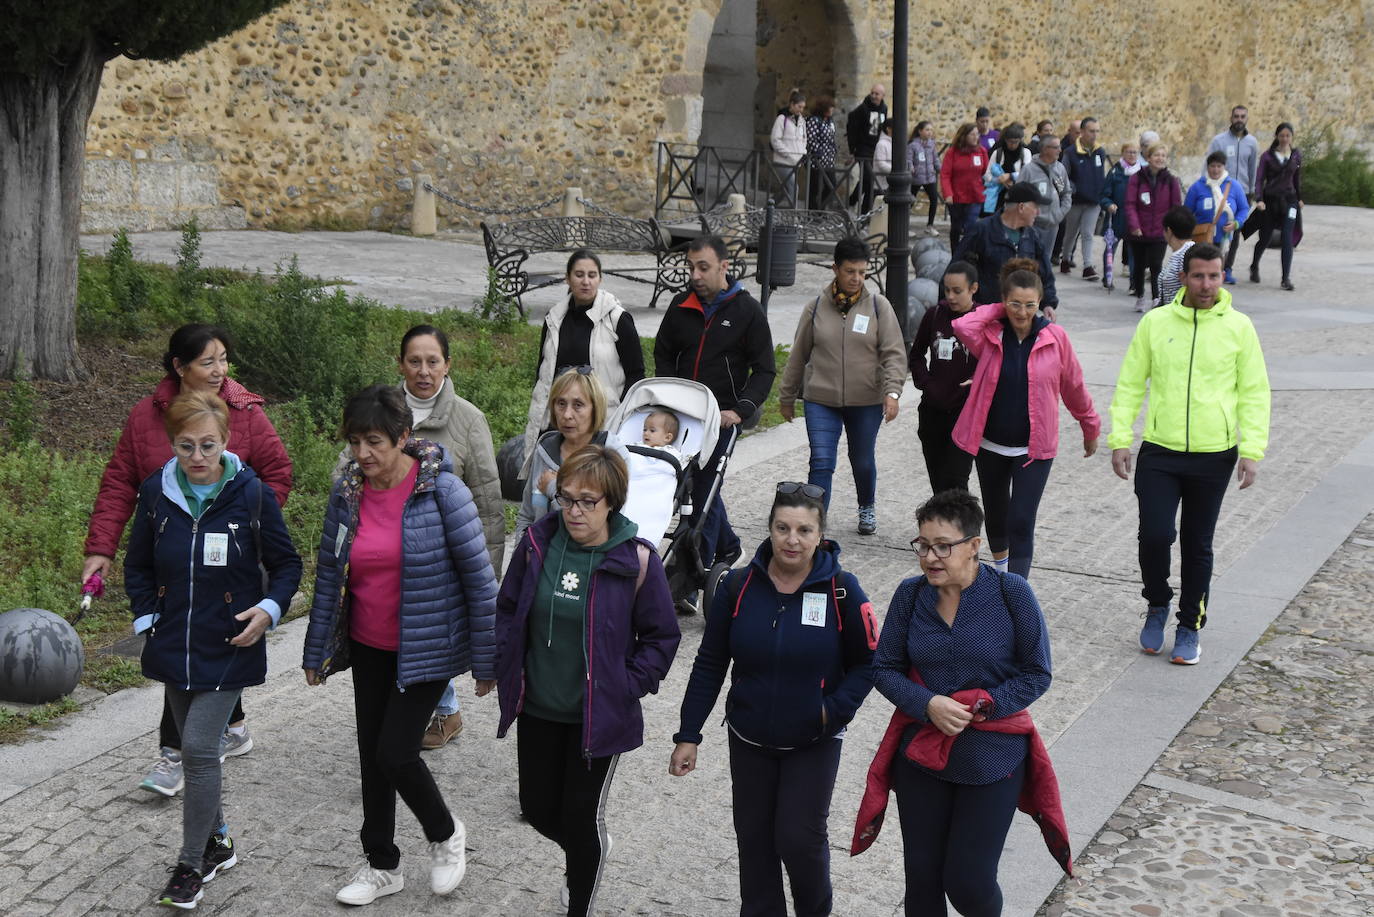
[522,250,644,470]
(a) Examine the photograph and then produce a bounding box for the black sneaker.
[202,833,238,882]
[157,863,203,910]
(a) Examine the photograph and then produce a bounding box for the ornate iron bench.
[697,208,889,293]
[481,216,748,314]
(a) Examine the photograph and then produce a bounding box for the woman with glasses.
[522,249,646,467]
[303,385,498,907]
[951,259,1100,580]
[124,391,302,909]
[495,445,680,917]
[82,323,293,795]
[671,481,878,917]
[868,489,1052,917]
[516,367,630,542]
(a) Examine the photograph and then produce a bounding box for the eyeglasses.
[554,491,604,512]
[174,440,224,458]
[910,534,976,558]
[776,481,826,500]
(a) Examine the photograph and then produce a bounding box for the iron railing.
[655,142,870,221]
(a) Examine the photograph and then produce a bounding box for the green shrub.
[1302,127,1374,208]
[3,368,40,446]
[176,217,204,304]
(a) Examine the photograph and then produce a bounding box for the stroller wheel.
[703,561,733,614]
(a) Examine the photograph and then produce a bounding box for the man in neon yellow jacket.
[1108,243,1271,665]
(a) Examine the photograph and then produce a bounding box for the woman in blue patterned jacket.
[303,384,498,908]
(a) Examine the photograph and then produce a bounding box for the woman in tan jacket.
[778,237,906,535]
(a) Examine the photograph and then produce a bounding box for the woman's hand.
[1130,228,1143,237]
[474,679,496,697]
[926,695,974,736]
[537,470,556,494]
[780,403,795,423]
[883,395,900,423]
[1083,436,1099,458]
[304,668,322,686]
[1107,203,1118,214]
[669,742,698,776]
[82,554,112,585]
[1256,200,1266,211]
[1225,221,1238,234]
[229,607,271,647]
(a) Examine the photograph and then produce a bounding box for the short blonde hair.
[557,445,629,512]
[546,368,609,432]
[1144,143,1168,160]
[164,390,230,441]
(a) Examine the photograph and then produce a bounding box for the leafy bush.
[1302,127,1374,208]
[3,368,40,446]
[176,216,204,302]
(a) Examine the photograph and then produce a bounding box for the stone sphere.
[912,236,948,256]
[914,249,950,282]
[0,608,85,704]
[909,277,941,307]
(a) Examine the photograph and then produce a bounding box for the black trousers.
[160,694,245,749]
[893,757,1026,917]
[915,182,940,226]
[974,450,1054,580]
[1128,240,1167,303]
[917,403,974,495]
[1134,442,1237,630]
[350,640,454,870]
[517,714,618,917]
[728,731,843,917]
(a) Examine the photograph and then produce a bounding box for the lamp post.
[884,0,913,340]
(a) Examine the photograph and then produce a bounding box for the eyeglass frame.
[910,533,977,559]
[554,490,605,513]
[173,439,226,459]
[775,481,826,500]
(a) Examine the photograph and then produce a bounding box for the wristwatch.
[886,392,901,400]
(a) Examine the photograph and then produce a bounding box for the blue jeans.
[948,203,978,250]
[803,402,884,509]
[436,681,462,717]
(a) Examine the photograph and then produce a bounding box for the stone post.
[562,187,585,218]
[412,174,437,236]
[718,192,748,246]
[868,202,889,252]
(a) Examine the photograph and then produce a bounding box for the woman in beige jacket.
[778,237,906,535]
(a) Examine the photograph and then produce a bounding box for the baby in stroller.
[622,407,687,546]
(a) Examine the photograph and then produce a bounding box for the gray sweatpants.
[165,686,241,871]
[1063,202,1098,266]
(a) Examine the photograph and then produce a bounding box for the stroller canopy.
[607,377,721,462]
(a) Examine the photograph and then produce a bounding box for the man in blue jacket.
[952,183,1059,321]
[1060,116,1108,281]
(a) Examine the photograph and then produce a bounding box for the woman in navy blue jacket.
[495,444,680,917]
[671,482,878,917]
[873,490,1051,917]
[125,391,302,909]
[302,385,498,908]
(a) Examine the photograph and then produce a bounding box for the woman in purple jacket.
[495,445,680,917]
[1249,122,1303,291]
[1124,144,1183,313]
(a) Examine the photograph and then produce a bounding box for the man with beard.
[1207,105,1260,284]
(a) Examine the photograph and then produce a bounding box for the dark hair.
[688,234,729,263]
[341,384,412,445]
[565,249,602,276]
[910,119,932,142]
[1205,150,1228,167]
[769,488,826,533]
[400,324,450,362]
[1269,122,1295,151]
[1080,116,1098,129]
[833,236,870,265]
[975,106,991,119]
[916,489,984,538]
[999,256,1042,299]
[810,94,835,117]
[1163,205,1197,238]
[557,445,630,513]
[942,260,978,289]
[787,89,806,107]
[1182,243,1224,272]
[1036,119,1053,133]
[163,323,229,376]
[952,122,978,149]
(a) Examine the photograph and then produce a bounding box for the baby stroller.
[607,377,740,615]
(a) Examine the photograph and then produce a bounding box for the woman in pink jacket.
[951,260,1100,579]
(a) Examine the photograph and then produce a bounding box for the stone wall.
[81,0,1374,234]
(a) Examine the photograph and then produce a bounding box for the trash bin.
[760,223,799,289]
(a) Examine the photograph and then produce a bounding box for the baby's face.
[642,417,674,447]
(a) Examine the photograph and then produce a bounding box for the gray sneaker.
[219,728,254,759]
[139,748,184,797]
[857,505,877,536]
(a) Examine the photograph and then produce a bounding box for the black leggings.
[918,403,974,495]
[915,182,940,226]
[975,450,1054,580]
[1250,200,1296,280]
[1128,239,1167,302]
[160,695,244,749]
[894,757,1026,917]
[517,714,618,917]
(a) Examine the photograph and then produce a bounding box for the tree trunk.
[0,38,107,381]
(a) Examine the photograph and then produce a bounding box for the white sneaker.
[1133,296,1148,313]
[336,865,404,906]
[429,820,466,895]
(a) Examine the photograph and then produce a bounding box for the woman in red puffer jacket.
[82,323,292,795]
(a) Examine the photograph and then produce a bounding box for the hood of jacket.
[153,375,265,412]
[335,437,450,505]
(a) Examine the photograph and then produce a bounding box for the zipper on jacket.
[186,518,199,689]
[1186,309,1199,451]
[691,315,717,381]
[583,574,598,760]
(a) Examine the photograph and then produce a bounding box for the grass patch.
[0,697,81,744]
[83,656,148,693]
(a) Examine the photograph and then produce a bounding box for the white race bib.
[1095,154,1102,167]
[1288,206,1298,220]
[334,524,349,557]
[852,313,870,334]
[936,337,955,360]
[203,533,229,567]
[918,152,926,162]
[1037,181,1048,196]
[1202,197,1213,211]
[1141,191,1152,205]
[1227,145,1237,163]
[972,156,982,167]
[801,592,827,627]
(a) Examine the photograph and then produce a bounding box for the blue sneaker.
[1170,626,1201,665]
[1224,269,1237,285]
[1139,606,1169,655]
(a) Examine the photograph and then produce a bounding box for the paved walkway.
[6,206,1366,914]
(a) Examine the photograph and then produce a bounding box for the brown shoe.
[422,712,463,750]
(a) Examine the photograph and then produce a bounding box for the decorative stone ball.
[0,608,85,704]
[914,248,951,282]
[496,435,527,502]
[910,277,941,307]
[912,236,948,257]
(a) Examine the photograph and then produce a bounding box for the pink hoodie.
[950,303,1100,460]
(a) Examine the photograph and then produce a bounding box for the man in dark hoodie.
[845,83,888,213]
[654,235,776,580]
[1060,116,1109,280]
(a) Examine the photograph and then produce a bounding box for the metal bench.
[697,208,889,293]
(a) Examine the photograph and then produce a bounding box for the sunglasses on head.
[775,481,826,500]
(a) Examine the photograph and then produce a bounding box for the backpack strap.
[634,542,651,595]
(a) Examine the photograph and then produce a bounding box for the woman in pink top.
[951,259,1100,579]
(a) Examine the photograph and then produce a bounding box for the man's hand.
[1236,457,1259,490]
[1225,221,1238,234]
[883,395,899,422]
[779,403,795,423]
[720,410,743,428]
[1256,200,1266,211]
[1107,203,1118,214]
[1112,447,1132,480]
[1042,305,1057,323]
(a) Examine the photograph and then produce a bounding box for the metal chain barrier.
[423,182,564,217]
[576,197,633,219]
